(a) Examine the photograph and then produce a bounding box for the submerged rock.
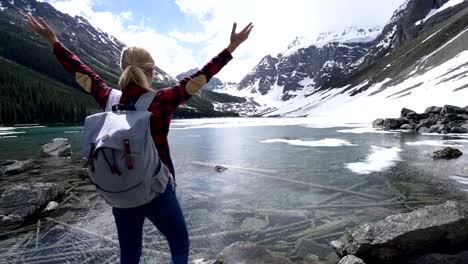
[0,183,65,226]
[240,217,268,230]
[43,201,59,212]
[262,210,311,226]
[215,241,292,264]
[0,160,33,176]
[431,147,463,159]
[293,239,330,259]
[339,255,366,264]
[330,201,468,263]
[40,138,72,157]
[418,127,434,134]
[215,165,228,172]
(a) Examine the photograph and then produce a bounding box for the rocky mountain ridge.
[218,0,468,120]
[0,0,247,122]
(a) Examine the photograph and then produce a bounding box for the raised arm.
[160,22,254,111]
[26,14,111,110]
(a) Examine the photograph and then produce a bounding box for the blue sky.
[46,0,406,82]
[92,0,201,35]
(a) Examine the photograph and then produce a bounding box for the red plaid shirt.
[53,42,233,178]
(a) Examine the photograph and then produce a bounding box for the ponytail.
[118,47,155,91]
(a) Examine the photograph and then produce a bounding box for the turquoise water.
[1,119,468,263]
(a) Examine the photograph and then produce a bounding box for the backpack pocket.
[90,149,156,208]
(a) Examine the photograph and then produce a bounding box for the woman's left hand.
[26,14,58,45]
[227,22,253,53]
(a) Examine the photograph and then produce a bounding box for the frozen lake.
[1,117,468,263]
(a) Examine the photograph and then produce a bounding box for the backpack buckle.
[123,139,134,170]
[112,103,136,112]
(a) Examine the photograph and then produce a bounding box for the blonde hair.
[118,47,154,91]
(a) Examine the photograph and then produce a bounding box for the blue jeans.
[112,183,189,264]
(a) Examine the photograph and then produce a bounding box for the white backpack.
[82,89,170,208]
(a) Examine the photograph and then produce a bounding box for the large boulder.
[438,114,459,124]
[450,127,468,134]
[441,105,466,115]
[415,119,434,130]
[372,118,384,128]
[430,124,448,134]
[215,242,292,264]
[431,147,463,159]
[407,251,468,264]
[383,118,403,130]
[401,108,416,118]
[331,201,468,263]
[424,106,443,114]
[40,138,72,157]
[0,183,64,226]
[339,255,366,264]
[456,114,468,120]
[406,112,427,122]
[0,160,33,176]
[461,122,468,130]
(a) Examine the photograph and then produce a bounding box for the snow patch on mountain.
[283,26,381,56]
[416,0,466,25]
[425,0,466,21]
[266,49,468,123]
[376,25,397,49]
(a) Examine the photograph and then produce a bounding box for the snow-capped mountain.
[216,0,468,121]
[214,26,381,112]
[264,0,468,121]
[284,27,382,56]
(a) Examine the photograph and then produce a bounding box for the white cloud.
[47,0,406,82]
[120,11,133,21]
[174,0,406,81]
[47,0,198,77]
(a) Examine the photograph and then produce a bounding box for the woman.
[26,14,252,264]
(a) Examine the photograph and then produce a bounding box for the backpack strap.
[105,89,123,112]
[135,92,156,111]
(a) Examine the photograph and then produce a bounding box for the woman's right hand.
[26,14,58,45]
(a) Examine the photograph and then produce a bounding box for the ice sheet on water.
[261,138,357,147]
[0,131,25,136]
[345,146,402,175]
[406,140,463,147]
[171,117,358,130]
[0,136,17,139]
[337,127,397,134]
[450,175,468,185]
[64,131,82,134]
